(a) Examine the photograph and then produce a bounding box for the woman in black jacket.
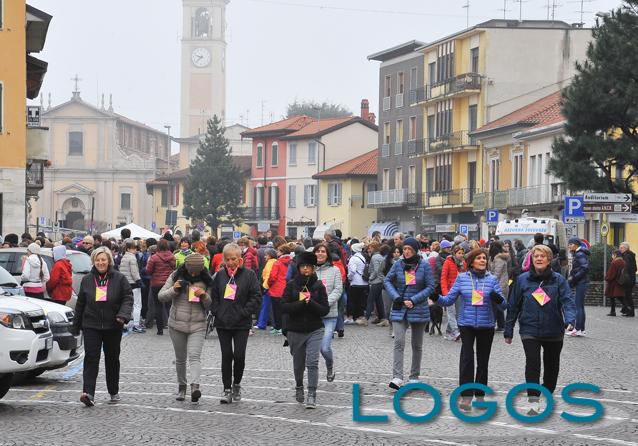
[72,247,133,407]
[282,251,330,409]
[211,243,261,404]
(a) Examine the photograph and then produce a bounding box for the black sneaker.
[220,389,232,404]
[295,386,305,403]
[232,384,241,402]
[337,330,344,338]
[108,394,121,404]
[327,369,335,383]
[80,393,95,407]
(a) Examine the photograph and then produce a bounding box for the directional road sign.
[486,209,499,224]
[583,193,632,203]
[583,203,631,213]
[564,196,584,218]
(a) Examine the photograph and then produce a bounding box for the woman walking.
[46,245,73,306]
[255,248,278,330]
[605,250,626,316]
[489,241,510,332]
[282,251,329,408]
[384,237,435,390]
[313,243,343,382]
[21,243,50,299]
[211,243,261,404]
[440,244,466,341]
[72,247,133,406]
[159,253,212,403]
[366,241,388,326]
[119,240,144,333]
[505,244,575,415]
[434,248,507,412]
[347,242,369,326]
[267,243,294,335]
[145,239,176,335]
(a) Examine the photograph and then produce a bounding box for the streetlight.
[311,106,326,228]
[164,125,172,230]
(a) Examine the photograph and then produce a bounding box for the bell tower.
[180,0,228,137]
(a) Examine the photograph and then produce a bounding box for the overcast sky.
[28,0,621,143]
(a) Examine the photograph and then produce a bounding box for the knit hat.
[440,240,453,250]
[296,251,317,269]
[53,245,67,262]
[454,235,465,245]
[264,248,278,259]
[184,253,205,274]
[466,248,488,268]
[568,237,581,246]
[27,242,40,256]
[403,237,421,255]
[350,243,365,253]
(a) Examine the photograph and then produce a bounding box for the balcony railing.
[407,192,421,207]
[426,130,478,153]
[407,139,424,156]
[394,141,403,155]
[368,189,408,207]
[472,184,568,212]
[396,93,404,108]
[381,143,390,158]
[422,188,475,208]
[411,73,482,105]
[241,207,280,221]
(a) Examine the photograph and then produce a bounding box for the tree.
[286,100,352,119]
[548,1,638,206]
[183,116,243,233]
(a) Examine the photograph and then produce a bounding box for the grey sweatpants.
[392,319,426,381]
[169,327,205,386]
[287,328,323,391]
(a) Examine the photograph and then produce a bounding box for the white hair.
[223,242,242,256]
[621,241,630,250]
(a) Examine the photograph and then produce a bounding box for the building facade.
[35,92,170,232]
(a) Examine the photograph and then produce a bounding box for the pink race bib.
[321,278,328,287]
[299,291,310,301]
[532,287,551,306]
[471,289,484,306]
[224,283,237,301]
[95,285,107,302]
[405,269,417,286]
[188,286,201,302]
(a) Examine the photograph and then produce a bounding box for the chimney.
[368,112,376,125]
[360,99,370,121]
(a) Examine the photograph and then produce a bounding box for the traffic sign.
[584,192,632,203]
[564,196,584,217]
[601,222,609,237]
[583,203,631,213]
[459,224,469,236]
[608,213,638,223]
[486,209,499,224]
[37,216,46,226]
[232,231,241,240]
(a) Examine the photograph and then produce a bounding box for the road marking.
[28,384,56,401]
[573,434,638,446]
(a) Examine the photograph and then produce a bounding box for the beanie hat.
[440,240,453,250]
[184,253,205,274]
[27,242,40,256]
[403,237,421,255]
[568,237,581,246]
[350,243,365,253]
[296,251,317,269]
[466,248,488,268]
[454,235,465,245]
[53,245,67,262]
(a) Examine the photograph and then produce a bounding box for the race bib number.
[224,283,237,301]
[532,287,551,306]
[188,286,201,302]
[471,289,484,306]
[299,291,310,301]
[405,269,417,286]
[321,278,327,287]
[95,285,107,302]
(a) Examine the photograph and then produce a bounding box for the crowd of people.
[4,225,635,414]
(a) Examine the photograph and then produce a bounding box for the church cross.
[71,74,82,94]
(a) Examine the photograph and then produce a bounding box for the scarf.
[469,267,486,278]
[529,265,553,282]
[403,254,419,265]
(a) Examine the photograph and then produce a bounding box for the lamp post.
[164,125,172,230]
[312,106,326,229]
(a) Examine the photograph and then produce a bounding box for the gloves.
[489,291,504,305]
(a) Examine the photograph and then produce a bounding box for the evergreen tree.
[286,100,352,119]
[183,116,243,233]
[548,1,638,205]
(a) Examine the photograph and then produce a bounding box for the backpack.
[358,253,372,282]
[617,266,628,286]
[114,251,124,271]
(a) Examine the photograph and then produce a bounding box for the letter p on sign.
[565,196,584,218]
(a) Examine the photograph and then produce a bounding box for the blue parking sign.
[486,209,499,224]
[459,224,469,236]
[233,231,241,240]
[564,196,584,217]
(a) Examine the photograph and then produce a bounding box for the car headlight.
[47,311,66,324]
[0,311,33,330]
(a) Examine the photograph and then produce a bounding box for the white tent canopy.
[312,222,341,241]
[101,223,160,240]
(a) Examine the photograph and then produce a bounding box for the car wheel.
[0,374,13,399]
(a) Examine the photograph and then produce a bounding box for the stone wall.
[585,281,638,307]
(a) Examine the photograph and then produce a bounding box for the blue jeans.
[574,281,588,331]
[320,317,338,369]
[256,291,272,329]
[336,291,347,331]
[366,283,385,320]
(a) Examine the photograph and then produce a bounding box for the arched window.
[193,8,210,38]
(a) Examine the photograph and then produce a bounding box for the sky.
[28,0,622,146]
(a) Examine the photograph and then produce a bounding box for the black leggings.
[522,338,563,397]
[217,329,250,389]
[151,286,171,329]
[459,326,495,397]
[83,328,122,397]
[270,298,283,330]
[348,286,368,320]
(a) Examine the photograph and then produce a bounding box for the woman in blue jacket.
[384,237,435,390]
[504,244,575,415]
[433,248,507,412]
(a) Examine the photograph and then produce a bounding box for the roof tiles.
[313,150,377,179]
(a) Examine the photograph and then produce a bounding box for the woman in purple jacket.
[432,248,507,412]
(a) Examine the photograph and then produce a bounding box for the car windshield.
[0,266,18,287]
[68,252,92,274]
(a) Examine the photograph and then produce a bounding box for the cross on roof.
[71,74,82,94]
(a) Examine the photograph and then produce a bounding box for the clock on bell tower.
[180,0,228,138]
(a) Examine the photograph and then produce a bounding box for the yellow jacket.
[262,258,276,289]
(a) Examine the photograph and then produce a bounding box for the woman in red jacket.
[145,239,177,335]
[267,243,294,335]
[440,244,467,340]
[606,250,626,316]
[47,245,73,305]
[239,237,259,273]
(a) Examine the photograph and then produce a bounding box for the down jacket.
[211,266,261,330]
[281,273,329,333]
[437,270,507,329]
[440,256,466,296]
[267,255,292,298]
[146,251,177,288]
[505,267,575,339]
[47,259,73,302]
[315,262,343,318]
[119,251,141,285]
[21,254,50,290]
[383,257,435,323]
[158,267,212,333]
[569,247,590,286]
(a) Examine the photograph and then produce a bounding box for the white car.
[0,298,53,399]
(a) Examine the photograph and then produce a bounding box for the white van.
[495,217,568,251]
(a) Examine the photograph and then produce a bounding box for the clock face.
[191,48,211,67]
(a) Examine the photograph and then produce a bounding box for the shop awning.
[367,222,399,238]
[312,223,340,241]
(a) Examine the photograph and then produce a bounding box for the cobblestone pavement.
[1,306,637,446]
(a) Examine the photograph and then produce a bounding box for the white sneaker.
[527,401,541,416]
[566,329,579,337]
[389,378,403,390]
[408,379,420,384]
[576,330,586,337]
[344,318,355,325]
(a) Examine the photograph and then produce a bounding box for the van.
[495,217,568,251]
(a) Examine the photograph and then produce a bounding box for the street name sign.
[583,203,631,213]
[583,193,632,203]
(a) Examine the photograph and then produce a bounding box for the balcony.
[394,141,403,156]
[426,130,479,154]
[381,143,390,158]
[368,189,408,208]
[473,184,568,212]
[27,127,49,160]
[407,192,421,207]
[396,93,404,108]
[406,139,425,156]
[383,96,391,111]
[412,73,482,105]
[26,160,45,197]
[421,188,475,208]
[241,207,280,222]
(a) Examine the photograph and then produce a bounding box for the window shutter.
[304,185,309,207]
[337,183,342,205]
[175,184,180,206]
